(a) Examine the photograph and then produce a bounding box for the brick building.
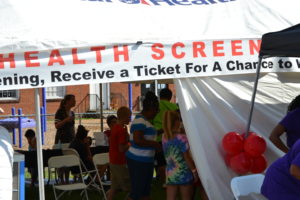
[0,82,176,116]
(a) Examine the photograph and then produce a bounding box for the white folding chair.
[94,132,108,146]
[47,143,71,185]
[93,153,110,200]
[62,148,99,190]
[230,174,265,200]
[48,155,89,200]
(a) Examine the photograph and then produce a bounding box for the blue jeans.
[126,157,154,200]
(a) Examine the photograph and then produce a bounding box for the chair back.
[94,132,108,146]
[48,155,81,168]
[63,148,94,174]
[230,174,265,199]
[48,154,89,200]
[92,153,109,200]
[62,148,80,157]
[52,143,70,150]
[61,143,71,149]
[93,153,109,166]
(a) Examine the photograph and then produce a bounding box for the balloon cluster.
[222,132,267,175]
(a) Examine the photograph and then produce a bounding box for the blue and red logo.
[82,0,236,6]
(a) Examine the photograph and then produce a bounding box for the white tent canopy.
[1,0,300,199]
[1,0,300,89]
[1,0,299,50]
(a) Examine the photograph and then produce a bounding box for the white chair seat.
[54,183,87,191]
[239,192,267,200]
[230,174,265,200]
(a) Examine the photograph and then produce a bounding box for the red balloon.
[230,152,253,174]
[222,132,244,155]
[250,154,267,173]
[244,133,267,157]
[224,154,234,166]
[241,132,256,138]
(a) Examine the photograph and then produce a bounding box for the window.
[46,86,65,99]
[141,83,167,97]
[0,90,19,100]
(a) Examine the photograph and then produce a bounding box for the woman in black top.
[54,94,76,144]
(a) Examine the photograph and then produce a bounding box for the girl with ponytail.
[162,111,198,200]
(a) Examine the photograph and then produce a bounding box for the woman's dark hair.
[287,95,300,112]
[159,88,172,100]
[25,129,35,138]
[106,115,117,125]
[59,94,75,110]
[142,91,159,112]
[86,136,93,146]
[76,125,89,140]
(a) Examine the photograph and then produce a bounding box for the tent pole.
[245,57,262,138]
[100,84,103,132]
[128,83,132,111]
[154,80,158,96]
[34,88,45,200]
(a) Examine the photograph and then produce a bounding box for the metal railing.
[74,94,103,115]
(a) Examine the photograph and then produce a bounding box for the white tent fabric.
[0,126,13,200]
[1,0,300,90]
[0,0,299,53]
[1,0,300,199]
[175,72,300,199]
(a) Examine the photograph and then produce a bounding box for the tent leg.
[245,57,263,137]
[35,88,45,200]
[154,80,158,96]
[100,84,103,132]
[128,83,132,111]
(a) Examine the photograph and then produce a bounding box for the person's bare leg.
[167,185,178,200]
[179,184,194,200]
[106,188,116,200]
[141,196,151,200]
[158,166,166,183]
[198,182,209,200]
[65,169,70,184]
[97,164,109,179]
[57,168,65,184]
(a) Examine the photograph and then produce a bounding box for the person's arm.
[269,124,289,153]
[183,151,199,182]
[83,139,93,162]
[180,134,198,182]
[290,164,300,180]
[31,137,37,149]
[55,116,74,129]
[119,143,130,152]
[116,126,130,152]
[133,130,161,151]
